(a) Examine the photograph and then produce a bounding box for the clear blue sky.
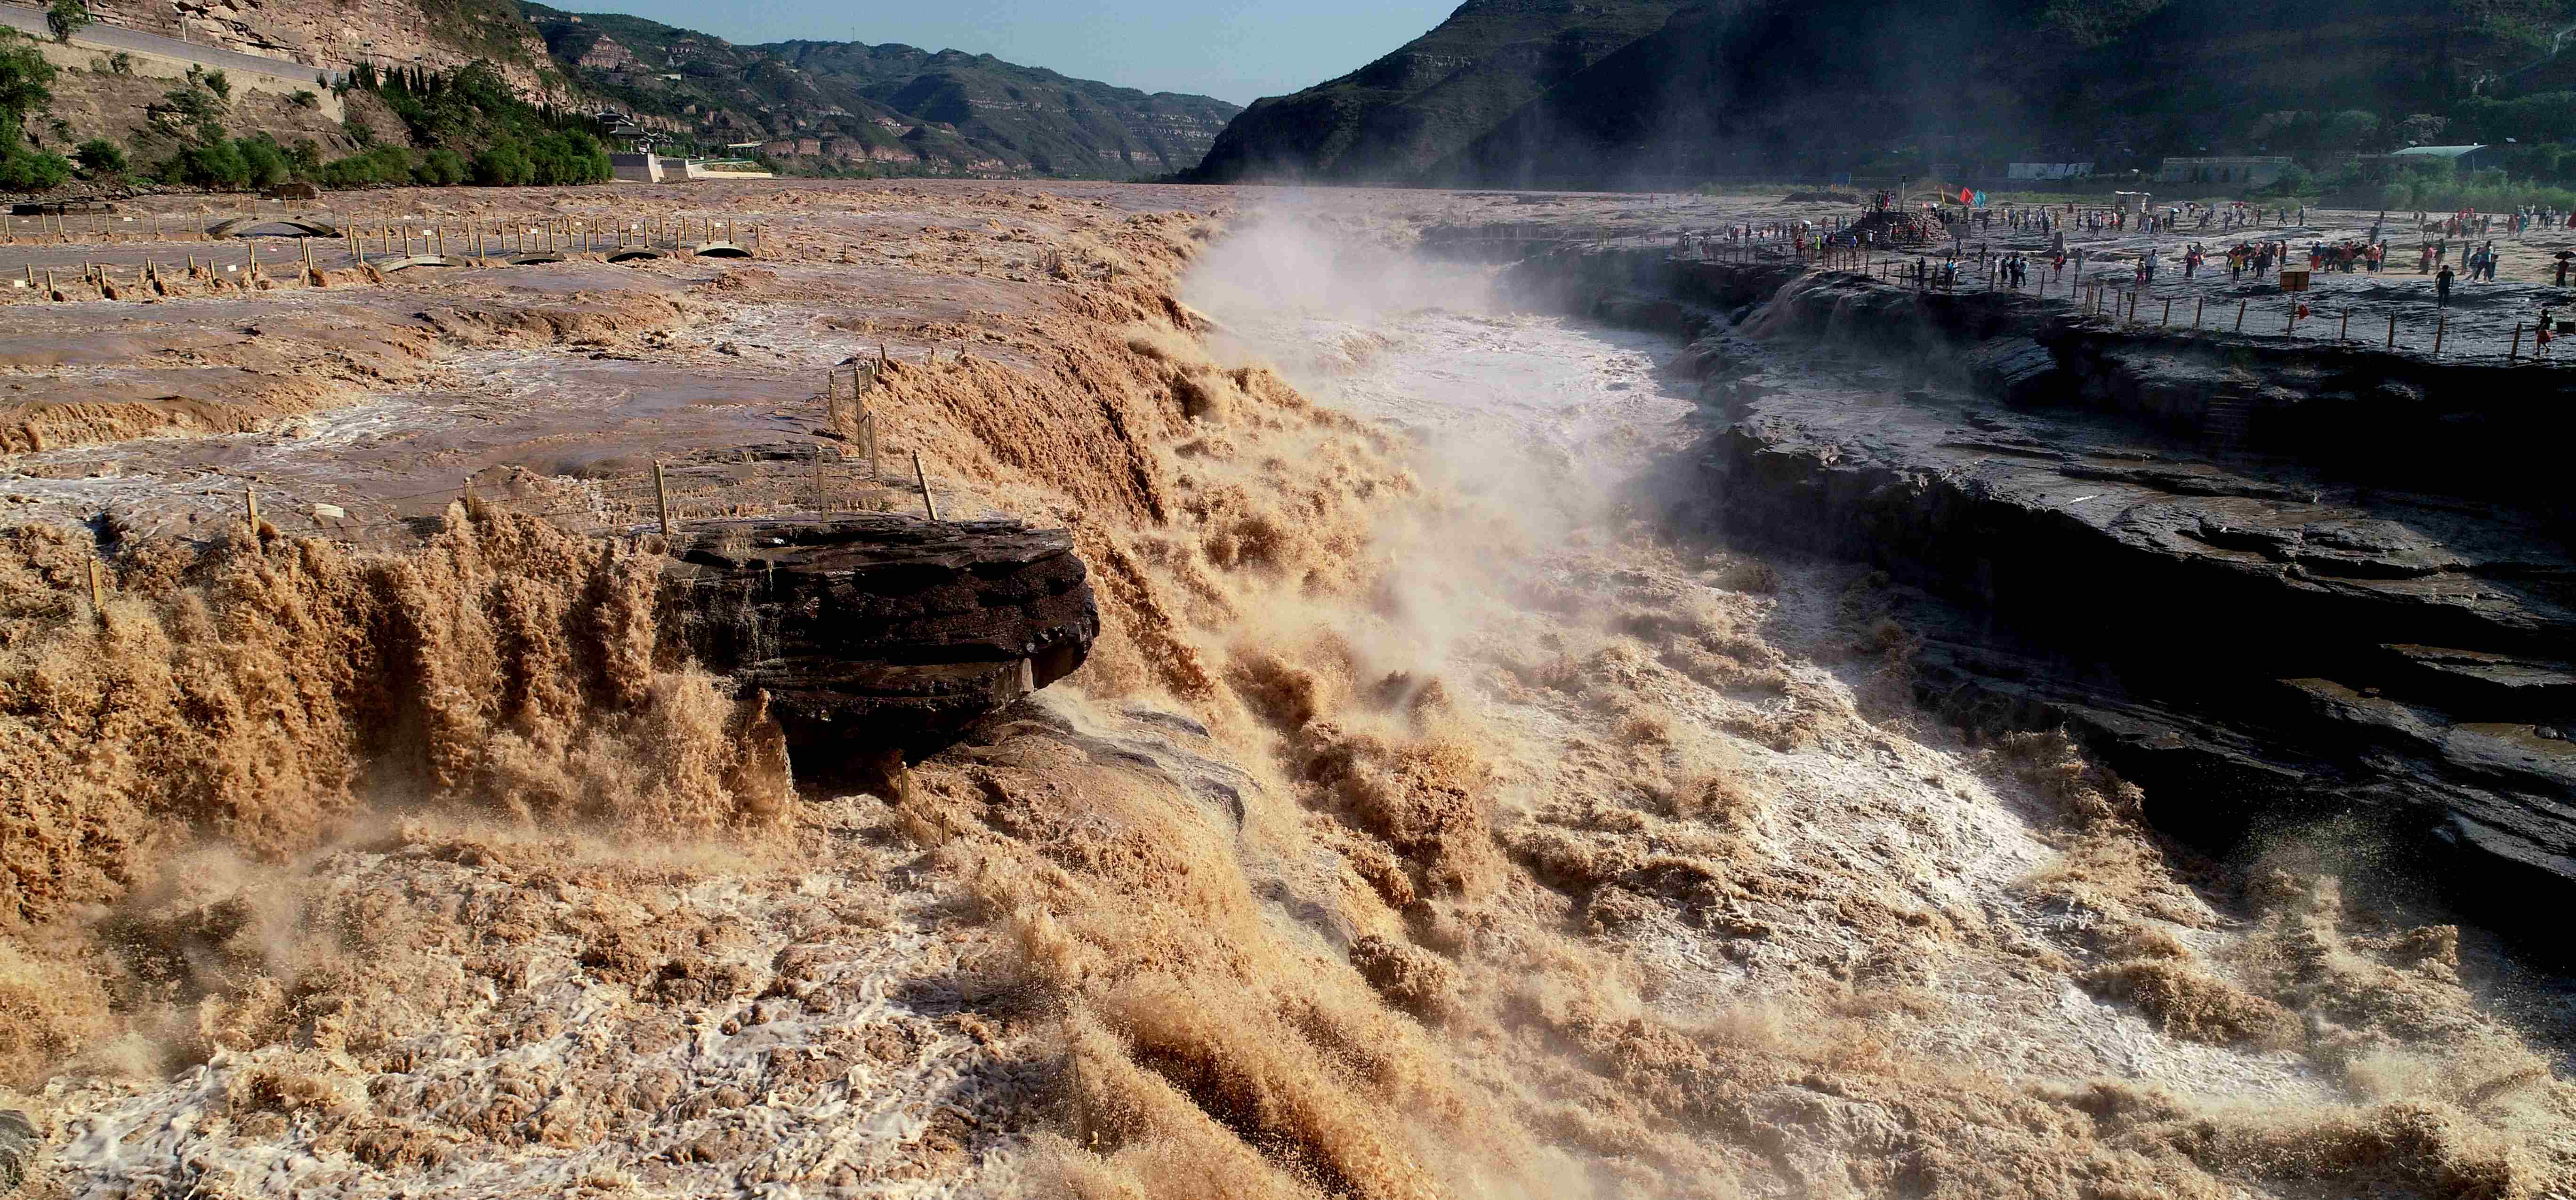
[545,0,1460,106]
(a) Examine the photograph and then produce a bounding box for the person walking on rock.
[2438,263,2456,308]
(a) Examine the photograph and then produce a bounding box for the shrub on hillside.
[0,146,70,191]
[0,29,56,126]
[157,135,294,191]
[320,144,413,188]
[344,57,614,190]
[417,147,468,186]
[71,138,123,176]
[469,139,529,186]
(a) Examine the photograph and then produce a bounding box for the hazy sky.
[545,0,1460,106]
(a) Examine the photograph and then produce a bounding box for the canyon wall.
[1489,242,2576,938]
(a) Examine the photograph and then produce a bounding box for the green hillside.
[522,3,1240,177]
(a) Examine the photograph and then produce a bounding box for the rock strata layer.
[1497,241,2576,933]
[664,515,1097,767]
[0,1109,33,1192]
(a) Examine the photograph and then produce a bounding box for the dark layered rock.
[664,515,1097,767]
[0,1109,32,1192]
[1688,388,2576,906]
[1500,238,2576,937]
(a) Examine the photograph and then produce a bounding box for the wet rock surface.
[664,515,1097,766]
[0,1109,32,1192]
[1519,244,2576,935]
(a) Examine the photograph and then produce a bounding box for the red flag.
[1959,187,1973,204]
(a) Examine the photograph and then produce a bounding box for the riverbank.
[1475,231,2576,944]
[0,183,2568,1198]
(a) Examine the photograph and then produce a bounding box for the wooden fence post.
[2162,298,2172,326]
[88,557,105,621]
[2235,300,2247,332]
[2195,296,2205,328]
[2511,322,2525,363]
[913,452,939,521]
[2433,313,2447,357]
[2339,312,2350,342]
[2387,314,2397,348]
[653,460,675,536]
[244,486,260,542]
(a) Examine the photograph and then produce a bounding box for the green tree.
[44,0,90,45]
[2398,113,2451,146]
[0,28,70,192]
[153,84,226,144]
[0,29,57,125]
[163,139,249,188]
[470,139,531,185]
[2317,110,2383,156]
[235,134,288,187]
[71,138,123,176]
[2257,163,2318,197]
[416,146,467,185]
[0,147,70,189]
[320,142,411,188]
[530,129,610,184]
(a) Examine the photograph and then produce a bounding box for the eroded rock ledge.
[1496,241,2576,933]
[663,515,1097,767]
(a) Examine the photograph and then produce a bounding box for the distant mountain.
[522,4,1241,177]
[1189,0,1686,183]
[1193,0,2576,189]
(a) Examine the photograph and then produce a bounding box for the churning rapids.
[6,188,2570,1199]
[1166,212,2576,1196]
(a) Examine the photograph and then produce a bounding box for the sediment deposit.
[0,184,2568,1200]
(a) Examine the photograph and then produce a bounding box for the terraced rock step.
[663,515,1098,767]
[1498,239,2576,938]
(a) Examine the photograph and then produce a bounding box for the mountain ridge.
[524,2,1240,177]
[1191,0,1686,183]
[25,0,1240,179]
[1193,0,2576,188]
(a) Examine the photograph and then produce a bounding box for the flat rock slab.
[665,514,1098,765]
[1630,261,2576,934]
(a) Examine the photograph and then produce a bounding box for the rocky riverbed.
[4,183,2572,1199]
[1484,232,2576,942]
